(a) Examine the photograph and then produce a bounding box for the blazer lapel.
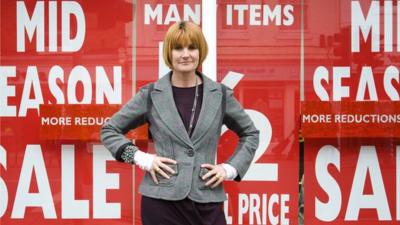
[190,73,222,145]
[151,72,194,149]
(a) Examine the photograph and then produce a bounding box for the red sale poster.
[216,1,300,225]
[303,1,399,224]
[1,0,135,224]
[8,0,400,225]
[135,0,300,224]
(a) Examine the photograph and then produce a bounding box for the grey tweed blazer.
[100,71,259,203]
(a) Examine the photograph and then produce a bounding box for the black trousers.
[141,196,227,225]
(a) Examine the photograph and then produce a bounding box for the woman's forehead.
[172,35,195,45]
[172,41,194,47]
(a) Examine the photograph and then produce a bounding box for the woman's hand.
[200,164,227,188]
[149,156,177,184]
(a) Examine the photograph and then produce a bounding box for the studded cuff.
[120,145,138,164]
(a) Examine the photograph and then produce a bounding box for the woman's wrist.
[133,150,155,171]
[222,163,238,180]
[121,145,155,171]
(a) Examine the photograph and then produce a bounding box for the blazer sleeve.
[223,87,260,181]
[100,85,149,162]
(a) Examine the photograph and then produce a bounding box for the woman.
[101,21,259,225]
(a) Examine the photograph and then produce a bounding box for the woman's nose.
[181,47,190,57]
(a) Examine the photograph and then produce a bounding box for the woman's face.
[171,44,199,74]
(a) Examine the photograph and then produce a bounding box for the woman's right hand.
[149,156,177,184]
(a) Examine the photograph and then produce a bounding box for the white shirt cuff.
[222,163,238,180]
[133,150,154,171]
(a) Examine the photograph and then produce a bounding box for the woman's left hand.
[201,164,227,188]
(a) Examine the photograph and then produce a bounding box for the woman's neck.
[171,71,202,87]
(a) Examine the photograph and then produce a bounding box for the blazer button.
[187,148,194,157]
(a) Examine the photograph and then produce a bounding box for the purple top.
[172,84,204,136]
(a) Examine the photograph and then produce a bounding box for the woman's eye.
[174,45,183,50]
[188,45,196,50]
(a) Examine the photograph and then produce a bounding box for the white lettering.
[249,193,261,224]
[41,117,72,126]
[0,66,16,116]
[263,5,281,26]
[397,146,400,220]
[234,5,248,26]
[226,4,294,26]
[384,66,400,100]
[238,193,249,224]
[237,193,289,224]
[356,67,378,101]
[280,194,289,224]
[11,145,56,218]
[249,5,261,26]
[315,145,341,221]
[302,114,331,123]
[351,1,379,52]
[67,66,92,104]
[19,66,43,117]
[384,1,393,52]
[333,67,350,101]
[93,145,120,218]
[0,145,8,217]
[48,65,65,104]
[226,5,233,25]
[61,1,85,52]
[49,1,57,51]
[96,66,122,104]
[144,4,162,25]
[345,147,391,220]
[61,145,89,218]
[223,194,233,224]
[144,4,200,25]
[268,194,279,225]
[313,66,329,101]
[1,66,123,117]
[313,65,400,101]
[183,4,200,24]
[164,4,180,25]
[283,5,294,26]
[17,1,44,52]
